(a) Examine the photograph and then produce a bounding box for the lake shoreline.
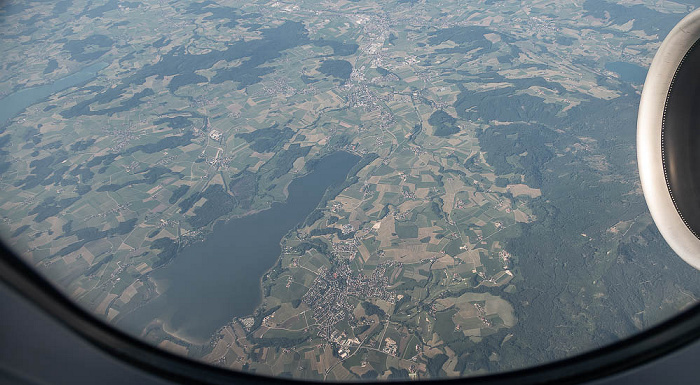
[0,61,108,125]
[118,151,361,342]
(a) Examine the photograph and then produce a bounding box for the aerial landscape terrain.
[1,0,699,380]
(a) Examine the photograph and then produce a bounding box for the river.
[118,151,360,343]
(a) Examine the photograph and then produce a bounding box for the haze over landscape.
[0,0,699,380]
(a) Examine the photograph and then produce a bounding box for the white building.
[209,129,222,141]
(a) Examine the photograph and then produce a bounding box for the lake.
[0,61,108,124]
[605,61,648,84]
[118,151,360,342]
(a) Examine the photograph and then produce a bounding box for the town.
[302,262,396,340]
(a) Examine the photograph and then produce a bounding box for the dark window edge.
[1,240,699,385]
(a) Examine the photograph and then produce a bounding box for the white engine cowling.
[638,9,700,270]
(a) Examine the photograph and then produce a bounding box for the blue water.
[118,151,360,342]
[0,61,108,123]
[605,61,647,84]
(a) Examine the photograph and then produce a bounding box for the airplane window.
[0,0,699,381]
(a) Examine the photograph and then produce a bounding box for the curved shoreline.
[119,151,361,342]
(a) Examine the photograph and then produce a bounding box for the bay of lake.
[604,61,648,84]
[118,151,360,342]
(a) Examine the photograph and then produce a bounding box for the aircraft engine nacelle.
[639,9,700,270]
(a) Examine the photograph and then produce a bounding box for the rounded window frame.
[0,213,699,384]
[0,6,699,385]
